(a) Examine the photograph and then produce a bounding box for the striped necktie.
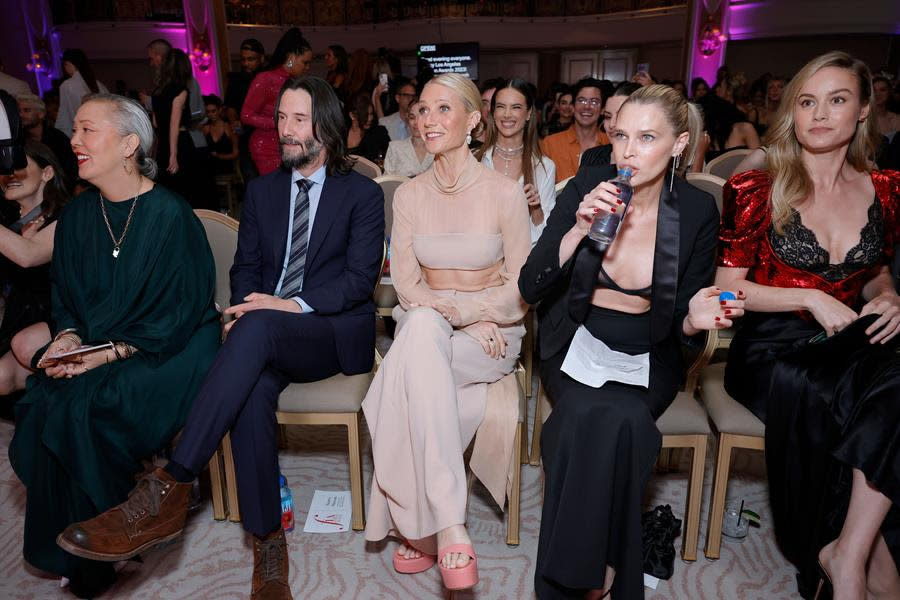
[279,179,311,298]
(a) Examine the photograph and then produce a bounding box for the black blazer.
[518,163,719,377]
[230,167,385,374]
[579,144,613,169]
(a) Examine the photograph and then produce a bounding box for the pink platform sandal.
[438,544,479,590]
[392,541,436,574]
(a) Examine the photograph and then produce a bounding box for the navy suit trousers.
[172,309,341,536]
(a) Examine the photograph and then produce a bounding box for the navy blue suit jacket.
[229,166,385,374]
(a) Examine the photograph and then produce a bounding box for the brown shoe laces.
[256,535,286,583]
[118,473,171,523]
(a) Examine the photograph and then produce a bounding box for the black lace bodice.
[768,197,885,282]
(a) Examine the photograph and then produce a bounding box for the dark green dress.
[8,185,220,579]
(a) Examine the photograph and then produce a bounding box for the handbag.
[641,504,681,580]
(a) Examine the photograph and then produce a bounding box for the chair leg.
[704,432,734,559]
[506,421,522,546]
[208,448,227,521]
[222,432,242,523]
[681,435,708,562]
[529,381,546,466]
[523,313,534,399]
[347,412,366,531]
[277,424,288,450]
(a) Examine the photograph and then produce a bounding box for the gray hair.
[16,93,46,113]
[82,93,158,179]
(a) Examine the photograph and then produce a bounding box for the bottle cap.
[279,474,287,487]
[618,166,633,178]
[718,291,736,302]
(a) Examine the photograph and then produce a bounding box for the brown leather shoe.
[251,528,293,600]
[57,467,192,561]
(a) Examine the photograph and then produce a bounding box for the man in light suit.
[57,77,385,600]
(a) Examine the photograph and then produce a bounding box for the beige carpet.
[0,400,803,600]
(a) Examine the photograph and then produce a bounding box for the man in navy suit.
[57,77,384,600]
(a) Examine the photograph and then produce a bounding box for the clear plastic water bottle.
[588,167,634,249]
[279,474,295,532]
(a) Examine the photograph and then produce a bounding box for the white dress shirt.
[55,71,108,138]
[273,165,327,312]
[379,111,410,141]
[481,148,557,246]
[0,71,31,98]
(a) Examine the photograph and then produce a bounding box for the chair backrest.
[704,148,752,180]
[195,209,239,311]
[351,155,382,179]
[685,172,727,213]
[554,176,573,198]
[374,175,409,238]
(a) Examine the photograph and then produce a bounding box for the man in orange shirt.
[540,77,609,182]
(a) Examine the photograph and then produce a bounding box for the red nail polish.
[611,208,616,213]
[617,199,623,204]
[593,208,600,214]
[715,317,721,322]
[720,300,726,305]
[725,309,731,315]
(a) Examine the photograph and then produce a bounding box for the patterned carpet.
[0,401,804,600]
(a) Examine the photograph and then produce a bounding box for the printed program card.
[302,490,352,533]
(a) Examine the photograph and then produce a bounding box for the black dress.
[206,129,235,176]
[519,164,720,599]
[0,209,56,356]
[348,125,390,164]
[153,84,216,210]
[0,209,56,418]
[719,170,900,598]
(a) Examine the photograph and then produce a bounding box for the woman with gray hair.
[8,93,220,598]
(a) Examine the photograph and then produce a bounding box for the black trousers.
[535,308,678,600]
[172,309,341,536]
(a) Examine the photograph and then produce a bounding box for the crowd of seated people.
[1,42,899,600]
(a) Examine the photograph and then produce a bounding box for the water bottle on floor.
[279,474,295,532]
[588,167,634,250]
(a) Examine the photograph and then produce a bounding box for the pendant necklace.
[99,185,140,258]
[495,143,524,177]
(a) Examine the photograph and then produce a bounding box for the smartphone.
[379,73,388,87]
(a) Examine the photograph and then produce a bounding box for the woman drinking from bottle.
[519,84,741,599]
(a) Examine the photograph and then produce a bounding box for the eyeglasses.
[575,98,602,107]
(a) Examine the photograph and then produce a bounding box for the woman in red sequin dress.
[240,28,312,176]
[716,52,900,600]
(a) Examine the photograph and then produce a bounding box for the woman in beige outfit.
[363,73,531,592]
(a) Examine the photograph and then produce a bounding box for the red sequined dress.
[719,168,900,599]
[241,67,290,176]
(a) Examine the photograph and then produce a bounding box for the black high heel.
[814,560,833,600]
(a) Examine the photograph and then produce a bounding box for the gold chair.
[194,209,241,521]
[528,336,715,561]
[685,172,726,213]
[704,148,753,180]
[372,175,408,318]
[697,328,765,560]
[351,155,382,179]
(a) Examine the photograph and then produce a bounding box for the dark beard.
[280,136,323,170]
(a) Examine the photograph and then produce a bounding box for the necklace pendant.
[112,247,120,258]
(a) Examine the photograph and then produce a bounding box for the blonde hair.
[425,73,485,139]
[766,51,880,233]
[619,84,703,175]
